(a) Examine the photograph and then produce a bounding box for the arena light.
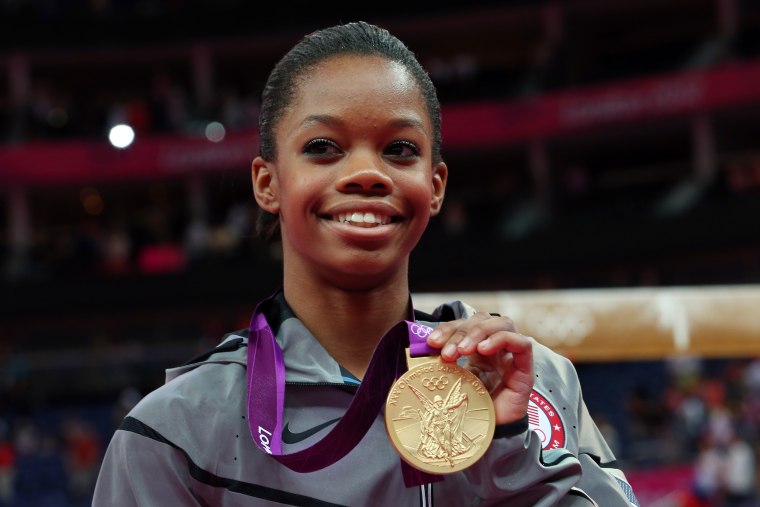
[108,124,135,148]
[205,121,226,143]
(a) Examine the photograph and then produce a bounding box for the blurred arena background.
[1,0,760,505]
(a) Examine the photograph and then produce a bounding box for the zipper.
[285,381,351,387]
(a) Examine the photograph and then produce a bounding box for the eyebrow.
[299,114,427,133]
[300,114,342,129]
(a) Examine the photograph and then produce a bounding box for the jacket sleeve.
[92,417,203,507]
[463,417,587,506]
[551,345,639,506]
[573,398,640,506]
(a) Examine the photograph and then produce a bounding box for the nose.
[336,153,392,195]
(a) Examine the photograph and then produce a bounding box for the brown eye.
[385,140,420,159]
[303,138,342,157]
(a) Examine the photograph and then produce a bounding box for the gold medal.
[385,350,495,474]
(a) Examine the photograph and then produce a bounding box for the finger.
[476,331,533,374]
[475,330,531,355]
[427,314,490,360]
[495,351,535,404]
[426,313,489,346]
[453,315,518,355]
[440,326,469,361]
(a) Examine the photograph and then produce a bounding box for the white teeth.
[333,212,390,225]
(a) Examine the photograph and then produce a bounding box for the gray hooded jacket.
[93,293,639,506]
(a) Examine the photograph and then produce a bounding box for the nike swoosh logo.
[282,417,342,444]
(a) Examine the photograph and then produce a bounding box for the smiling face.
[252,54,447,290]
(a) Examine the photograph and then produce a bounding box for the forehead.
[285,54,430,127]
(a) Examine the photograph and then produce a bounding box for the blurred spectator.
[205,201,253,259]
[183,212,211,263]
[148,73,189,134]
[440,196,469,237]
[627,384,669,440]
[670,381,708,457]
[12,422,68,507]
[558,164,591,216]
[224,201,253,248]
[61,417,101,504]
[693,430,757,507]
[705,399,734,448]
[726,158,760,196]
[745,359,760,394]
[133,184,187,274]
[105,93,152,136]
[100,223,133,276]
[0,419,14,506]
[219,86,260,130]
[723,433,757,507]
[693,432,728,503]
[25,81,78,140]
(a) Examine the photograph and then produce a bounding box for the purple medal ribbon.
[246,296,443,487]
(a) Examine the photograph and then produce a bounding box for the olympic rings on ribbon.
[410,323,433,339]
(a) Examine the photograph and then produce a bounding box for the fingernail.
[428,331,442,343]
[443,343,457,358]
[457,338,471,350]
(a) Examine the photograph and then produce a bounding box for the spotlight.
[108,124,135,148]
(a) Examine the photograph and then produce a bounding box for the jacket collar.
[166,289,477,385]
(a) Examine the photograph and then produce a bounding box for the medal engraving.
[385,355,495,474]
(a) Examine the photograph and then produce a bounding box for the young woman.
[94,21,639,506]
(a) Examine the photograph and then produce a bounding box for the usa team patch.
[528,389,566,450]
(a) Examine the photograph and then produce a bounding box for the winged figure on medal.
[398,377,471,466]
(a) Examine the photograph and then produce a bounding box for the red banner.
[442,58,760,148]
[0,130,259,185]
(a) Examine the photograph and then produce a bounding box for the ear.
[429,161,448,216]
[252,156,280,214]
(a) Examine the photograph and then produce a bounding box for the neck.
[282,269,411,380]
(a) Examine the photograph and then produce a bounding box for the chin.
[326,255,408,289]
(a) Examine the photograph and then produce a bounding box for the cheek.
[406,175,435,206]
[278,177,324,215]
